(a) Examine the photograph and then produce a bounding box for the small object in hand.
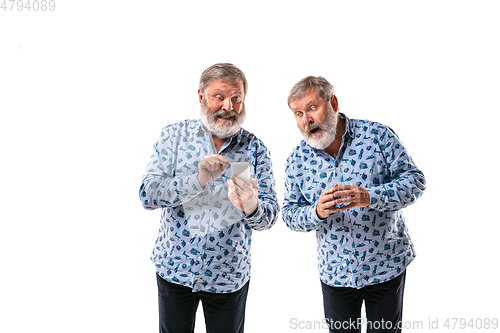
[230,162,251,186]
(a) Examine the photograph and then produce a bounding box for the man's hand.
[332,184,370,211]
[228,176,259,216]
[316,187,338,219]
[198,154,230,187]
[316,184,370,219]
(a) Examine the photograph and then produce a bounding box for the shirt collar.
[339,112,354,139]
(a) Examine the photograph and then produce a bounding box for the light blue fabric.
[283,114,426,288]
[140,119,279,293]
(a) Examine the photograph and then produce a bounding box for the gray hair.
[287,76,336,106]
[199,63,248,96]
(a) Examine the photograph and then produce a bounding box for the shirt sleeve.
[244,141,280,231]
[139,127,204,210]
[282,154,325,232]
[366,126,426,212]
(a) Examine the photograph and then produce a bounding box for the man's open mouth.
[310,127,320,134]
[214,110,237,121]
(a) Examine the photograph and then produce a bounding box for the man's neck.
[212,136,226,154]
[325,117,346,159]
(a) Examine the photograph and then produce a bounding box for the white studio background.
[1,1,499,332]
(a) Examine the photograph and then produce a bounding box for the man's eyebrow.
[213,89,242,95]
[292,100,313,111]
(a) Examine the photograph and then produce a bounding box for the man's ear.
[198,89,203,104]
[331,95,339,112]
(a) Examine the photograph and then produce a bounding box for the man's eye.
[232,97,241,103]
[215,95,223,101]
[295,112,303,118]
[310,106,317,111]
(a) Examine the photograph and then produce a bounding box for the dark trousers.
[322,270,406,333]
[156,274,249,333]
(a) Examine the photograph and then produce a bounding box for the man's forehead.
[206,80,244,94]
[290,91,322,110]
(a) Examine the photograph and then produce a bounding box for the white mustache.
[214,110,238,119]
[305,122,321,134]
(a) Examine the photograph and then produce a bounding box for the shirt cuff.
[310,202,325,222]
[366,187,384,211]
[244,201,263,221]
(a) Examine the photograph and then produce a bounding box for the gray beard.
[200,100,246,139]
[299,105,338,150]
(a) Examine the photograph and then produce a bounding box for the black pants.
[156,274,249,333]
[322,270,406,333]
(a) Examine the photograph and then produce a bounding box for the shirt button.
[336,167,340,171]
[198,256,201,260]
[347,233,350,237]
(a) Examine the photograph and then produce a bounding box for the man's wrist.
[244,201,259,217]
[198,173,209,188]
[245,207,258,218]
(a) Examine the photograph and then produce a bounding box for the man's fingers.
[332,184,353,191]
[320,191,335,205]
[322,202,339,212]
[317,185,370,216]
[236,195,244,211]
[317,201,339,219]
[218,155,229,163]
[334,197,354,204]
[319,187,338,204]
[219,156,230,171]
[228,181,255,213]
[209,160,220,171]
[322,196,335,206]
[201,158,218,171]
[201,154,228,171]
[333,190,352,198]
[229,178,253,200]
[228,179,239,194]
[336,203,355,211]
[250,177,259,189]
[322,187,336,196]
[231,176,252,190]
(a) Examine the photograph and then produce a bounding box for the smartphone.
[230,162,251,186]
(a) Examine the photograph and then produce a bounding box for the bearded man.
[139,63,279,333]
[283,76,426,333]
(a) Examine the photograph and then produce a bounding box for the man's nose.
[302,113,313,127]
[222,98,233,111]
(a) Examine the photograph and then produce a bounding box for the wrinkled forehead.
[204,79,245,95]
[289,89,322,110]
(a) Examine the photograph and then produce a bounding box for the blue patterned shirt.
[283,114,425,289]
[140,119,279,293]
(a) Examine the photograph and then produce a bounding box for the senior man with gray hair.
[139,63,279,333]
[283,76,426,333]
